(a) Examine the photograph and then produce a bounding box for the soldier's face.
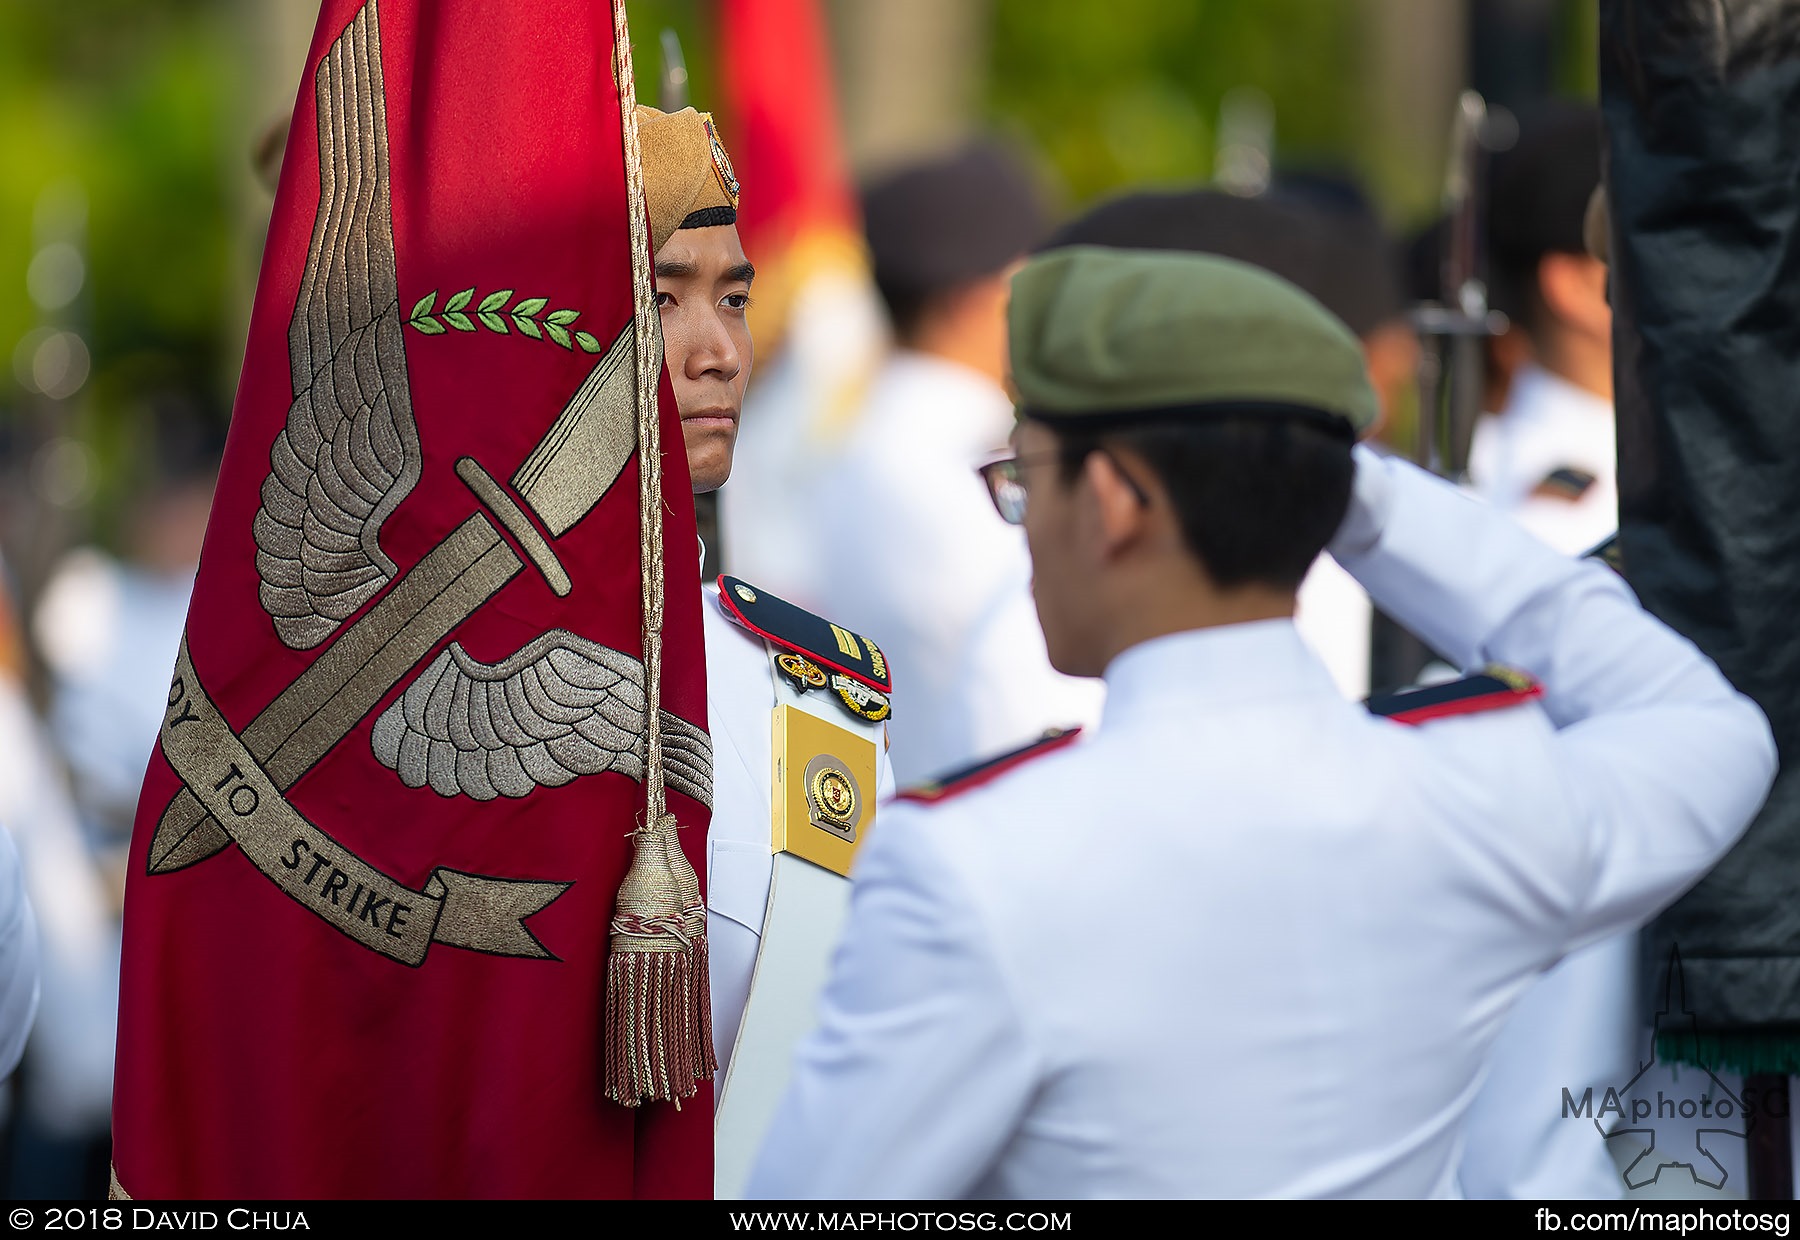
[654,224,756,493]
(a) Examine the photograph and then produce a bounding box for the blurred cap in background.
[1041,183,1405,340]
[860,139,1049,339]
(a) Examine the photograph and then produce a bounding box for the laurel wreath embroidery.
[406,288,603,353]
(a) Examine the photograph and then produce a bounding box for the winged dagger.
[148,0,709,956]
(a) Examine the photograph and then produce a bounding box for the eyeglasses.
[976,448,1150,525]
[976,451,1055,525]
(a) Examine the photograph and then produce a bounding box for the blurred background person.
[800,141,1104,785]
[713,0,887,597]
[0,566,103,1199]
[32,424,215,893]
[1467,102,1614,555]
[8,416,214,1199]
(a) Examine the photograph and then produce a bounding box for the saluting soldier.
[745,246,1774,1198]
[633,106,897,1088]
[1039,184,1415,700]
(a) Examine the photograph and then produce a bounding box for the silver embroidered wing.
[254,0,423,651]
[370,631,714,808]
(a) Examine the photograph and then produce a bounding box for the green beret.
[1007,245,1378,435]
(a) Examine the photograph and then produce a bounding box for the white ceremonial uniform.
[1469,364,1617,555]
[746,449,1775,1199]
[701,574,895,1080]
[1463,363,1631,1199]
[0,678,115,1131]
[0,824,41,1081]
[805,351,1103,785]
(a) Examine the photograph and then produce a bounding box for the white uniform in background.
[1469,364,1618,556]
[718,268,887,610]
[745,450,1774,1199]
[701,570,895,1078]
[803,351,1103,786]
[0,825,40,1082]
[34,548,197,856]
[0,681,112,1129]
[1462,363,1633,1199]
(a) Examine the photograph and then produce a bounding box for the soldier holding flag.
[112,0,717,1198]
[110,0,895,1198]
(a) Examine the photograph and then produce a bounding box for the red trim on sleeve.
[1385,683,1544,727]
[896,729,1083,805]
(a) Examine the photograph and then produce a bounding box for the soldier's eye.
[722,292,751,311]
[654,291,675,309]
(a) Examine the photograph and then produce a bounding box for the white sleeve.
[0,826,41,1079]
[744,806,1036,1199]
[1332,448,1777,945]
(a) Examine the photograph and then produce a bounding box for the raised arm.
[1332,447,1776,944]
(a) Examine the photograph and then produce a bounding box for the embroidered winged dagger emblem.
[231,0,711,811]
[253,13,420,651]
[146,0,712,972]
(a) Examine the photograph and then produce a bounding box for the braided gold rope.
[613,0,665,821]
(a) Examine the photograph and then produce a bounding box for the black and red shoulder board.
[1365,666,1542,727]
[1584,533,1624,576]
[896,727,1082,805]
[716,575,891,693]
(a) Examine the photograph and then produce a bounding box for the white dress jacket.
[746,449,1776,1199]
[702,581,895,1079]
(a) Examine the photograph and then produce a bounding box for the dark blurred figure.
[1267,169,1421,438]
[800,141,1105,787]
[1040,183,1416,700]
[1467,102,1613,554]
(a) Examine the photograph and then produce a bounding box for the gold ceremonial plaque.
[772,704,878,878]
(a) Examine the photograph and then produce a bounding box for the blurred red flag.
[714,0,886,600]
[719,0,863,348]
[111,0,711,1198]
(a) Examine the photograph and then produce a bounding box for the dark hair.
[1054,416,1354,591]
[1486,102,1602,341]
[861,139,1048,344]
[872,280,936,344]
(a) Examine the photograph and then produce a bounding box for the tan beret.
[635,105,741,254]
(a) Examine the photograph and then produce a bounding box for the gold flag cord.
[604,0,716,1108]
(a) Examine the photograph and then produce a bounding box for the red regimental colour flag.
[111,0,712,1198]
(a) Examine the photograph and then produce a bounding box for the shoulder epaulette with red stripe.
[1365,666,1542,727]
[896,728,1082,805]
[1584,533,1624,576]
[716,575,891,693]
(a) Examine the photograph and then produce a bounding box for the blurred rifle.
[1412,91,1508,482]
[1369,91,1509,690]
